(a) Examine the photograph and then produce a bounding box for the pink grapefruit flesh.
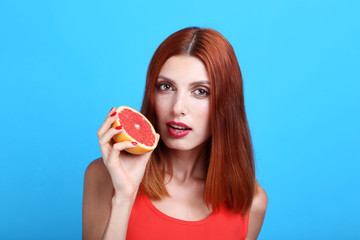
[112,106,158,154]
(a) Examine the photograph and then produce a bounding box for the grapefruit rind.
[112,106,158,155]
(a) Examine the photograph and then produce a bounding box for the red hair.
[140,27,255,215]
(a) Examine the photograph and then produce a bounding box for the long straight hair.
[140,27,255,215]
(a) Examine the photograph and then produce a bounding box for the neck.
[165,142,209,183]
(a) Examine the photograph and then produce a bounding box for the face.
[154,55,211,152]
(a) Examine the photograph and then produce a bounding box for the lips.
[166,121,192,137]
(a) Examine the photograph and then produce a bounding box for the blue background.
[1,0,359,239]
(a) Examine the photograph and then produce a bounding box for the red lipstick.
[166,121,192,138]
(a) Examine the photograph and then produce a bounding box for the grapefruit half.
[112,106,158,154]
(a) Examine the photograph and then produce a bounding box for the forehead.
[158,55,209,83]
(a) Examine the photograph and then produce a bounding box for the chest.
[153,180,211,221]
[151,195,212,221]
[127,194,249,240]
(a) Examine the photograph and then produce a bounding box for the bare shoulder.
[252,183,268,213]
[84,158,112,187]
[83,157,114,203]
[245,183,268,240]
[83,158,113,240]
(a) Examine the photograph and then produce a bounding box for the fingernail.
[132,142,138,146]
[110,112,117,117]
[115,126,122,130]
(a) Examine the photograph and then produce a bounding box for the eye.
[194,88,209,97]
[158,83,173,91]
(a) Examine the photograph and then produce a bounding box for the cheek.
[154,97,161,126]
[194,102,211,126]
[154,94,168,123]
[154,93,162,113]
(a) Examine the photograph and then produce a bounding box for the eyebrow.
[157,75,210,86]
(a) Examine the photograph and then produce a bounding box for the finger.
[107,141,138,164]
[99,125,123,146]
[112,141,138,152]
[99,126,122,158]
[97,107,118,139]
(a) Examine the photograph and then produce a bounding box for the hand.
[97,107,156,200]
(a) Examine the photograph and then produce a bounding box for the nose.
[171,91,187,117]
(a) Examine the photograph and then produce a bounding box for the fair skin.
[151,55,212,220]
[82,55,267,240]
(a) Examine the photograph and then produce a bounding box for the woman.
[83,27,268,240]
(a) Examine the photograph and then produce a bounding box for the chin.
[163,141,190,151]
[162,138,209,152]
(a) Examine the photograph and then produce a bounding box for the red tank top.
[126,193,249,240]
